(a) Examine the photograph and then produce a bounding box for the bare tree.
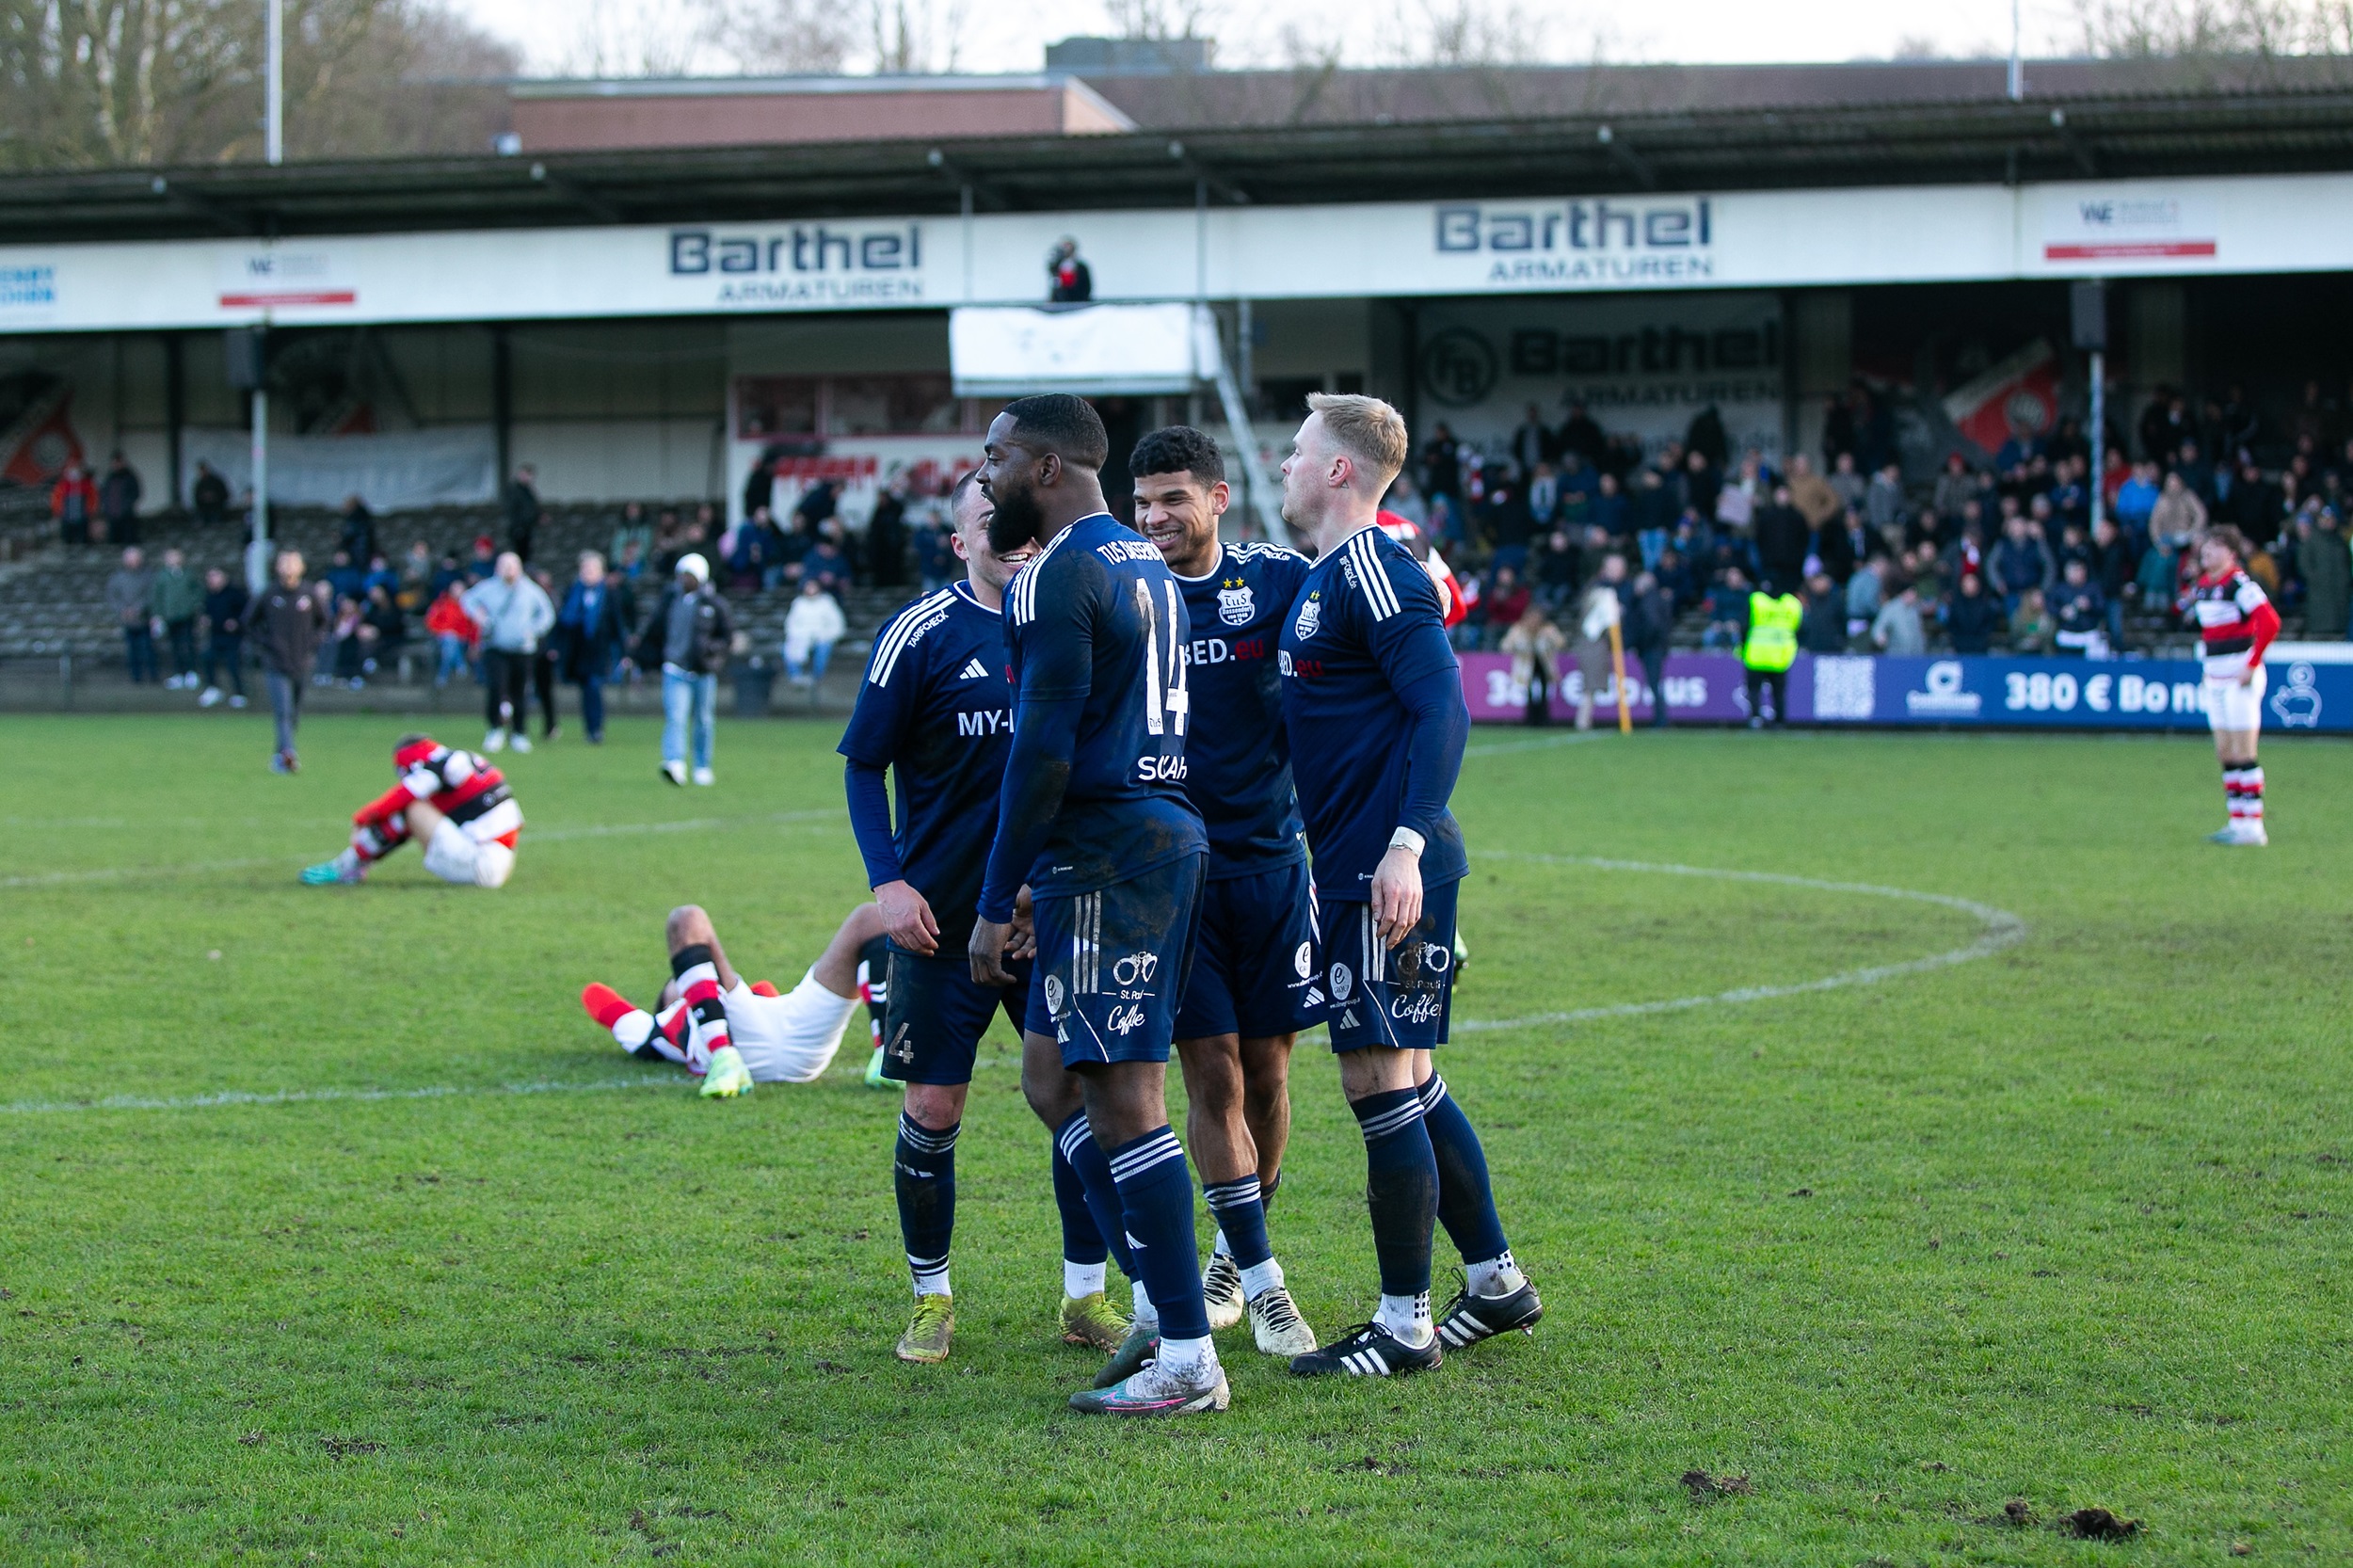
[701,0,853,72]
[859,0,968,74]
[2073,0,2353,56]
[1104,0,1221,40]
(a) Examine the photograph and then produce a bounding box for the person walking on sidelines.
[557,551,632,744]
[105,547,157,684]
[1624,569,1675,728]
[152,547,204,690]
[1741,579,1801,728]
[634,552,733,787]
[256,551,328,774]
[199,566,248,708]
[461,551,555,755]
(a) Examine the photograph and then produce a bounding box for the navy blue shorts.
[879,942,1030,1086]
[1026,854,1206,1068]
[1175,859,1326,1042]
[1321,877,1461,1053]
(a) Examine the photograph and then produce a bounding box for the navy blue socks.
[1419,1074,1510,1268]
[1352,1085,1438,1301]
[893,1111,958,1298]
[1054,1111,1136,1281]
[1107,1126,1212,1344]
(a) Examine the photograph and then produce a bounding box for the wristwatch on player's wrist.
[1388,827,1426,857]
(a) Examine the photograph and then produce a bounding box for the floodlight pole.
[265,0,284,165]
[2089,347,2105,535]
[2008,0,2025,101]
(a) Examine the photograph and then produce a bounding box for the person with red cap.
[299,733,522,888]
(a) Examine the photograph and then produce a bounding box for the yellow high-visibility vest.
[1743,591,1801,672]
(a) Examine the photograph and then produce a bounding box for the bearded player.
[579,903,884,1098]
[2179,525,2280,846]
[300,732,521,888]
[1130,424,1320,1360]
[1276,393,1541,1378]
[840,469,1131,1365]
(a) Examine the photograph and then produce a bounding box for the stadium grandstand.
[2,45,2350,725]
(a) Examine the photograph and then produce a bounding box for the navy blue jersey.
[1173,541,1311,879]
[983,512,1207,913]
[1278,522,1470,900]
[838,582,1014,944]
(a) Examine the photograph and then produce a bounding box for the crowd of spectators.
[1394,381,2353,662]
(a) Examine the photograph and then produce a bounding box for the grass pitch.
[2,713,2347,1565]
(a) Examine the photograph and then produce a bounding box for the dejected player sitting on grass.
[581,903,886,1099]
[301,733,522,888]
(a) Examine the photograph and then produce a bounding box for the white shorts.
[726,970,858,1083]
[2205,662,2266,733]
[420,819,517,888]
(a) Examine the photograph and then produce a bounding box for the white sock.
[1156,1333,1215,1374]
[1377,1291,1433,1347]
[1130,1278,1160,1329]
[910,1261,950,1299]
[1211,1228,1232,1258]
[1241,1257,1285,1300]
[609,1008,656,1050]
[1064,1259,1106,1299]
[1467,1250,1526,1298]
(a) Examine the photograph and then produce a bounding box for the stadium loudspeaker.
[2069,280,2108,353]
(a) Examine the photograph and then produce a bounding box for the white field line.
[0,849,2025,1114]
[1450,853,2027,1033]
[0,810,840,889]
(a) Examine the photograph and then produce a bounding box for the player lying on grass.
[581,903,883,1098]
[300,732,522,888]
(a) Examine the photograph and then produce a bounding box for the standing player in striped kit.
[1273,394,1542,1380]
[2179,527,2281,846]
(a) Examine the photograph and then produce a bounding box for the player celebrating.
[968,394,1224,1416]
[2180,525,2281,846]
[840,470,1130,1365]
[300,732,521,888]
[1130,425,1321,1359]
[1275,393,1541,1378]
[580,903,881,1097]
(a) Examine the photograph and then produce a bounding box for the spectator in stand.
[2009,587,2055,655]
[504,464,542,561]
[100,452,141,545]
[782,575,847,692]
[1420,423,1462,504]
[1866,460,1907,536]
[792,479,839,540]
[1046,236,1092,302]
[1510,403,1552,476]
[1785,452,1842,534]
[2300,506,2351,640]
[1624,569,1675,727]
[338,494,377,563]
[916,519,956,592]
[868,477,909,587]
[1482,565,1530,650]
[1498,603,1563,727]
[2151,470,2208,554]
[397,540,434,610]
[464,534,498,584]
[191,460,230,528]
[1631,466,1674,549]
[51,459,98,546]
[358,584,407,682]
[1683,447,1721,524]
[1905,504,1945,554]
[637,552,732,787]
[1384,472,1429,530]
[199,566,248,708]
[1871,581,1928,655]
[2174,438,2217,505]
[2228,456,2281,550]
[2089,516,2136,648]
[1571,555,1626,725]
[104,546,156,683]
[1844,553,1885,638]
[1753,484,1810,596]
[256,552,327,773]
[613,537,648,589]
[558,551,631,744]
[611,500,653,568]
[2051,559,2108,658]
[1931,453,1976,527]
[363,552,399,601]
[1593,470,1629,543]
[1989,514,2055,613]
[1532,528,1579,615]
[328,594,365,686]
[1945,572,2001,654]
[1828,451,1867,516]
[1526,462,1559,532]
[803,521,850,594]
[152,547,203,689]
[462,550,556,754]
[2113,460,2161,536]
[1798,572,1848,654]
[1702,567,1750,651]
[1482,463,1535,573]
[425,581,477,688]
[1815,507,1862,586]
[1560,400,1606,468]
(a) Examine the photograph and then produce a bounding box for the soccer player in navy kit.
[967,395,1225,1416]
[1129,425,1321,1359]
[840,471,1131,1365]
[1275,393,1543,1378]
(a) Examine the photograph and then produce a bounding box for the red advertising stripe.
[2044,241,2217,261]
[217,290,358,307]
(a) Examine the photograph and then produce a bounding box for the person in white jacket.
[461,552,556,753]
[1572,555,1625,731]
[783,577,847,689]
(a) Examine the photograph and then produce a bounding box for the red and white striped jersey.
[1377,510,1469,628]
[358,737,522,847]
[2179,568,2281,677]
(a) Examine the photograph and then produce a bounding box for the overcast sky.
[464,0,2092,78]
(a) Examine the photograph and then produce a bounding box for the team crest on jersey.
[1217,577,1256,628]
[1293,592,1322,640]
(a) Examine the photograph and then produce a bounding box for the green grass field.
[3,713,2347,1565]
